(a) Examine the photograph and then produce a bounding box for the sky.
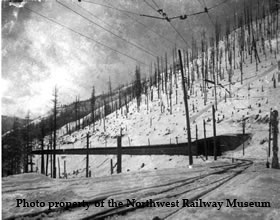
[1,0,237,119]
[1,0,154,118]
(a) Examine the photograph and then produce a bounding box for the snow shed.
[194,133,252,156]
[31,134,251,157]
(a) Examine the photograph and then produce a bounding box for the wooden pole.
[110,159,113,175]
[50,141,53,178]
[196,124,198,158]
[86,133,89,177]
[53,87,57,178]
[178,50,193,166]
[117,136,122,173]
[269,111,272,157]
[57,157,61,178]
[46,143,49,176]
[242,116,245,156]
[271,110,279,169]
[41,137,45,175]
[212,105,217,160]
[203,119,208,160]
[64,160,67,178]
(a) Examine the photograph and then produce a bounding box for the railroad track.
[83,159,252,220]
[9,158,252,220]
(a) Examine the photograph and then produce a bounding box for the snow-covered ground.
[2,160,280,219]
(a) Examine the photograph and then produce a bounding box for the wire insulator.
[157,9,163,14]
[180,15,187,20]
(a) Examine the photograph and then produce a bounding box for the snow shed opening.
[194,133,252,156]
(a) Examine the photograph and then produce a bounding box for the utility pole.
[178,49,193,166]
[41,120,45,175]
[212,105,217,160]
[24,112,30,173]
[86,133,89,177]
[53,87,58,178]
[268,111,272,157]
[117,136,122,173]
[196,124,198,158]
[271,110,279,169]
[242,115,245,156]
[203,119,208,160]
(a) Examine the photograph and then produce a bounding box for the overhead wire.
[208,0,231,10]
[74,2,160,57]
[81,0,229,47]
[104,0,175,47]
[196,0,215,26]
[81,0,165,20]
[143,0,190,48]
[74,1,117,31]
[75,0,176,51]
[151,0,160,10]
[80,0,143,16]
[24,7,148,66]
[143,0,159,12]
[166,0,231,21]
[57,0,157,58]
[168,21,190,48]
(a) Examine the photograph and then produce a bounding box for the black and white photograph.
[1,0,280,219]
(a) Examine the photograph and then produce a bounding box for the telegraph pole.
[86,133,89,177]
[178,49,193,166]
[53,87,58,178]
[41,120,45,175]
[212,105,217,160]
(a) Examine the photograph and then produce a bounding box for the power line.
[143,0,190,48]
[143,0,158,12]
[57,0,157,58]
[208,0,230,10]
[74,2,160,57]
[104,0,175,47]
[24,7,148,66]
[169,21,190,48]
[195,0,215,26]
[151,0,160,10]
[74,1,117,31]
[163,0,231,22]
[81,0,175,47]
[80,0,163,20]
[80,0,142,16]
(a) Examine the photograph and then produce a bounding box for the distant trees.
[2,118,24,176]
